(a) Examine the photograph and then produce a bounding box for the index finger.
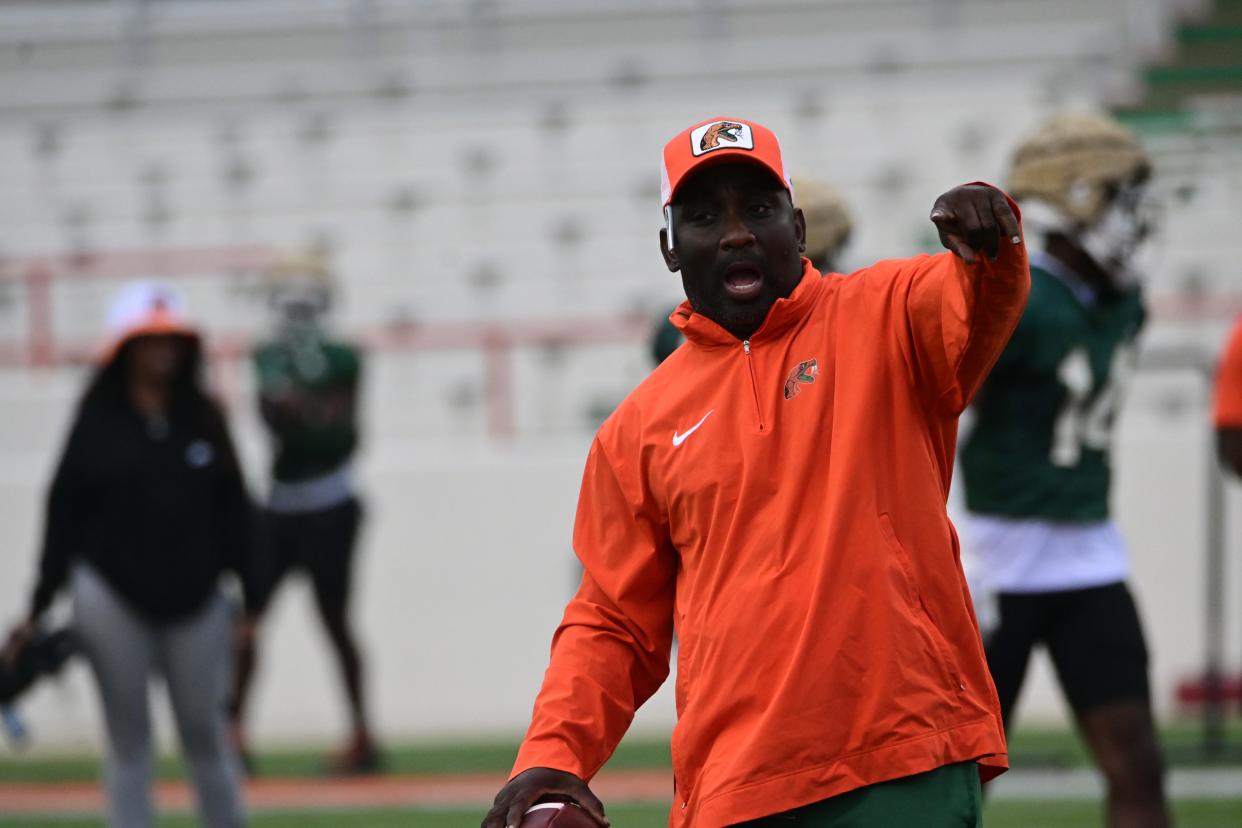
[480,789,526,828]
[990,191,1022,245]
[502,793,540,828]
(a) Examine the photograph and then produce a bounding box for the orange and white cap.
[102,281,199,362]
[660,117,793,208]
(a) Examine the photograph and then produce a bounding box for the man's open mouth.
[722,262,764,302]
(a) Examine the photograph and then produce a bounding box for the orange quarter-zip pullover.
[513,191,1029,827]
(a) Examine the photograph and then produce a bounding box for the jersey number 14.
[1051,345,1135,468]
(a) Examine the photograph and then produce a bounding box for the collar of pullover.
[671,258,823,348]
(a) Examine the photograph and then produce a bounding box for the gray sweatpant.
[72,565,247,828]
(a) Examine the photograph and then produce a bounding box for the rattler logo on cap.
[662,116,789,208]
[691,120,753,157]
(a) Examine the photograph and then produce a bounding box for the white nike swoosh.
[673,409,715,447]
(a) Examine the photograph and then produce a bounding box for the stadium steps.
[1119,0,1242,116]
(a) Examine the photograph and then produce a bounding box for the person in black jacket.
[2,281,257,828]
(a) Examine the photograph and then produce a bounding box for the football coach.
[485,116,1029,828]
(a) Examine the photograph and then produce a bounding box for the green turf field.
[1,800,1242,828]
[2,721,1240,782]
[2,724,1240,825]
[0,736,673,782]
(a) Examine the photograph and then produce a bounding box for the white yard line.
[989,767,1242,800]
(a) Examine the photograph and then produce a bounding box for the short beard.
[685,291,770,341]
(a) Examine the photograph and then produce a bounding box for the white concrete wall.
[0,358,685,751]
[4,340,1242,752]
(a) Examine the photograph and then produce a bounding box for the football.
[519,802,598,828]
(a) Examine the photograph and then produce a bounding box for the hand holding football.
[482,767,608,828]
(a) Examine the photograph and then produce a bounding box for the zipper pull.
[743,340,751,355]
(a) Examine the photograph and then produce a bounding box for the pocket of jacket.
[878,513,963,691]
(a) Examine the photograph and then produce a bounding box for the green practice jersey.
[253,336,362,483]
[960,258,1144,521]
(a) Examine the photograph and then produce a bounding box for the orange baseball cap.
[101,280,200,363]
[660,117,793,208]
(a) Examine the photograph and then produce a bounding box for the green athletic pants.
[733,762,983,827]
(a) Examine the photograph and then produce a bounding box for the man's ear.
[794,207,807,253]
[659,228,680,272]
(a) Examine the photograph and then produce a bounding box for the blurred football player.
[789,177,854,273]
[649,176,852,365]
[959,113,1171,826]
[1214,313,1242,477]
[228,253,380,774]
[1210,315,1242,720]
